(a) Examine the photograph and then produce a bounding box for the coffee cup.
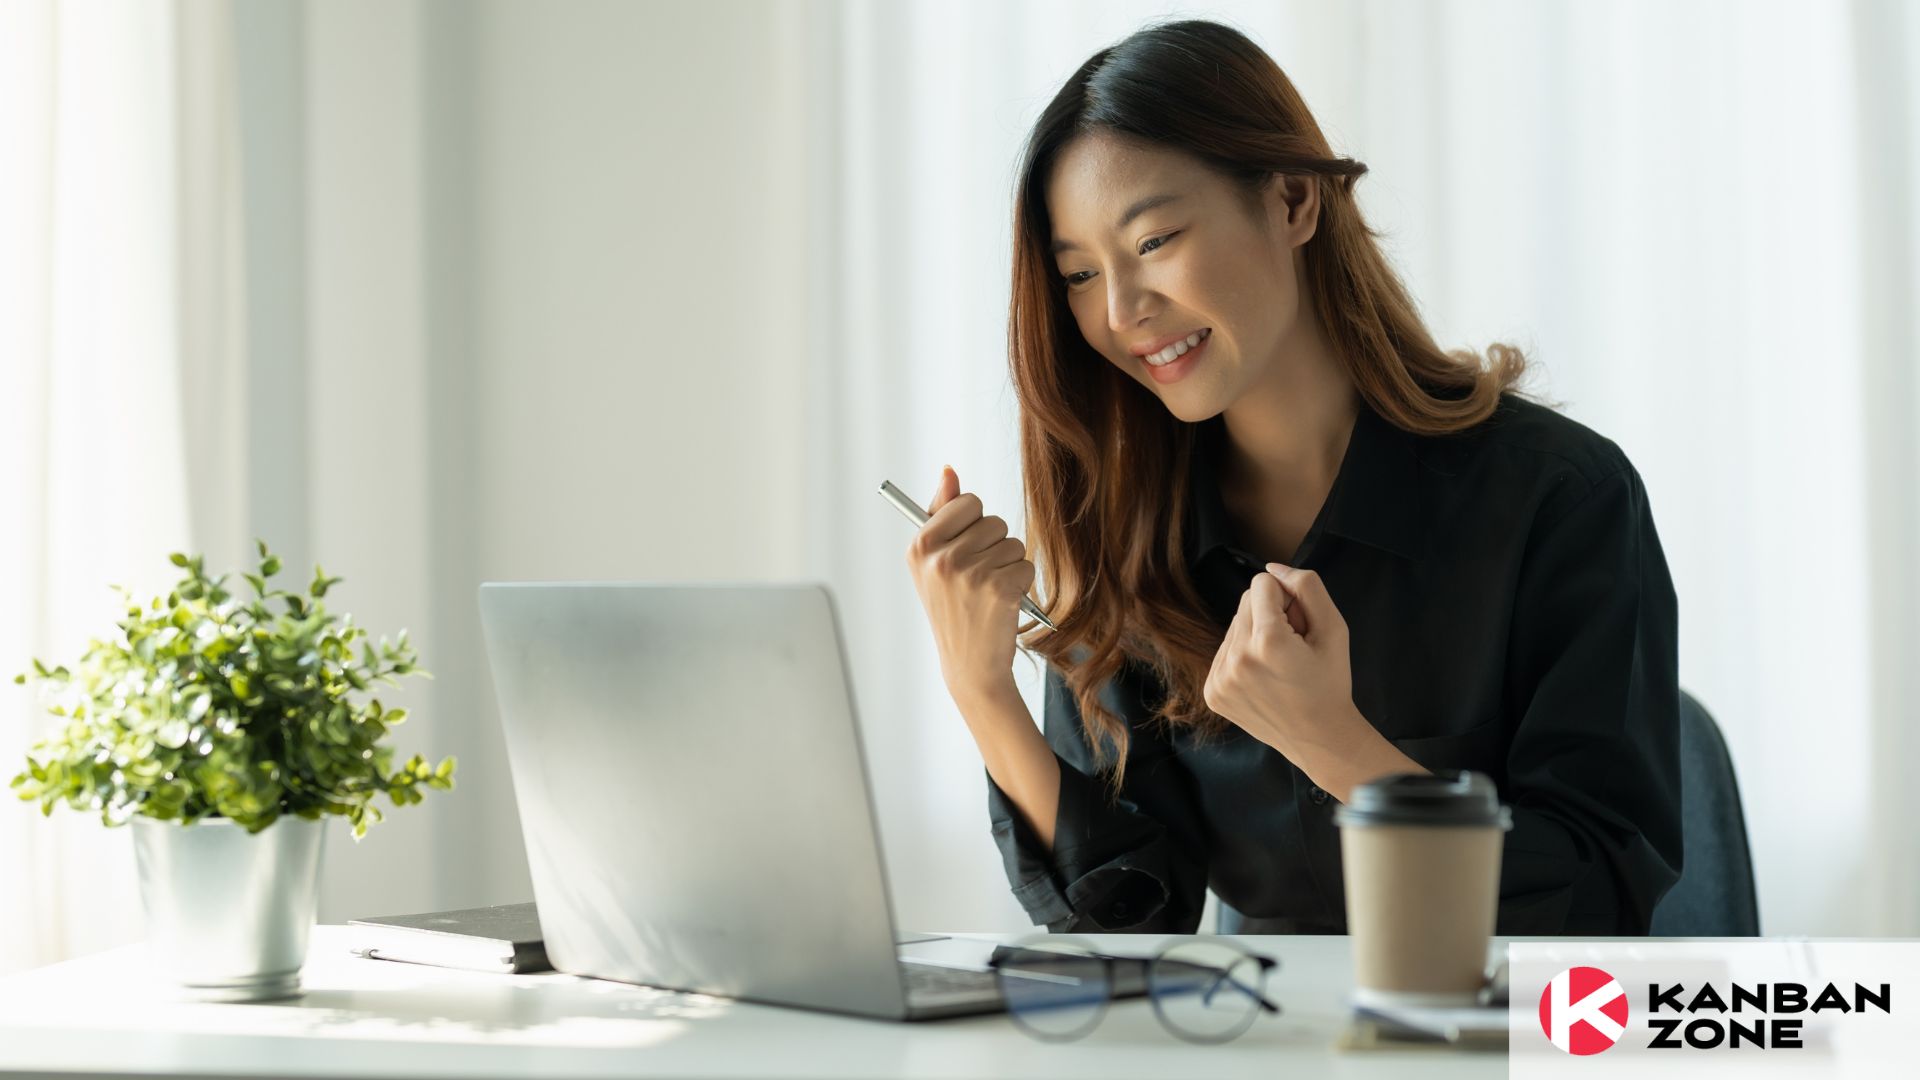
[1334,770,1512,1008]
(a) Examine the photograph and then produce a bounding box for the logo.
[1539,965,1629,1055]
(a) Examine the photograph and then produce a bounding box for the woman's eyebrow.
[1050,192,1184,256]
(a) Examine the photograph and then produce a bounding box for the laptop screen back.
[478,582,909,1018]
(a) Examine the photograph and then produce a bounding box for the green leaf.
[169,553,190,567]
[261,555,282,577]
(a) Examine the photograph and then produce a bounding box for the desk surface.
[0,926,1508,1079]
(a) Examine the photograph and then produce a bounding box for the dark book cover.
[347,901,551,974]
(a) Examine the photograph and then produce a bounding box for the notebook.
[347,901,551,973]
[1336,959,1511,1051]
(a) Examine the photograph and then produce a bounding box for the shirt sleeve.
[984,661,1210,933]
[1499,463,1685,935]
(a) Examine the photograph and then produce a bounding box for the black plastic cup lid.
[1333,770,1513,829]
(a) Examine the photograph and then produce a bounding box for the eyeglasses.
[986,935,1282,1044]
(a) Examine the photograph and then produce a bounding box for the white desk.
[0,926,1506,1079]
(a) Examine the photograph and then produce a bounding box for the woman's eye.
[1059,232,1179,286]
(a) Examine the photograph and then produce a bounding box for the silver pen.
[878,479,1059,632]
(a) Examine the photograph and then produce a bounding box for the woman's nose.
[1105,269,1159,333]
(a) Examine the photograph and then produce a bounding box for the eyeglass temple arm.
[1095,951,1283,1014]
[991,947,1283,1015]
[1201,965,1282,1014]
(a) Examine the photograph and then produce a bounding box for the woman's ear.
[1263,173,1318,249]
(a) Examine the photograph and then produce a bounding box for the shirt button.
[1309,786,1328,804]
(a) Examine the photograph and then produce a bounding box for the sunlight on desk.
[0,926,1503,1079]
[4,926,729,1049]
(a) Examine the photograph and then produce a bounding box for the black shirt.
[984,391,1683,936]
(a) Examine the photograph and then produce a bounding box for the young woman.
[905,19,1681,936]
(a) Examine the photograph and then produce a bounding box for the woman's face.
[1044,131,1319,422]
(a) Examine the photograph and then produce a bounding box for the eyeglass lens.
[1148,939,1270,1043]
[995,941,1112,1041]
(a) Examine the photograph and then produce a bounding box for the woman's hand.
[1203,562,1367,763]
[905,466,1037,701]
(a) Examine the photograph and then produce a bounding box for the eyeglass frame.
[984,934,1283,1044]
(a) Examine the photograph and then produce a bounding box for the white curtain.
[0,0,247,974]
[817,0,1920,937]
[0,0,459,977]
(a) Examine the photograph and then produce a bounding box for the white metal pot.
[130,814,326,1002]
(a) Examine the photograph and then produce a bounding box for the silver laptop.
[477,582,1035,1020]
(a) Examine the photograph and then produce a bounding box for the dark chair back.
[1650,690,1760,935]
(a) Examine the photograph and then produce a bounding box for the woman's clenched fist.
[905,466,1037,700]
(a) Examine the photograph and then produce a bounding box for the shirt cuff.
[1061,855,1171,931]
[986,759,1176,930]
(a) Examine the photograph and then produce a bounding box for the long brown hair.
[1009,18,1531,793]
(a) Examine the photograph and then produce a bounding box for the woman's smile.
[1144,327,1213,384]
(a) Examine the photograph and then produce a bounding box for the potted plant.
[9,541,456,1001]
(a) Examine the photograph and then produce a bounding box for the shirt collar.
[1185,396,1431,568]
